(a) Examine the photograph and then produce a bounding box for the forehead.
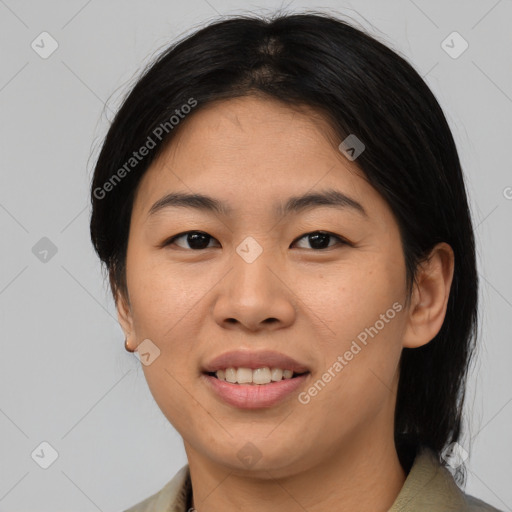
[178,95,342,157]
[131,95,381,221]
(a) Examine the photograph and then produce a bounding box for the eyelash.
[161,230,350,251]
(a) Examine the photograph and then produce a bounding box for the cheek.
[292,258,400,336]
[296,257,405,392]
[127,258,207,338]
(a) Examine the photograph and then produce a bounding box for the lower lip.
[202,373,309,409]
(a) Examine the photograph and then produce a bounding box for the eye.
[163,231,220,250]
[162,230,349,251]
[291,231,348,250]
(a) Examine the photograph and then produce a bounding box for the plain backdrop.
[0,0,511,510]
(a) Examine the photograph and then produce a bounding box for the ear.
[115,288,135,347]
[402,242,455,349]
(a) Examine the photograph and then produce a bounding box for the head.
[90,12,477,483]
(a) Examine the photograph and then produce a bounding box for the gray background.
[0,0,511,510]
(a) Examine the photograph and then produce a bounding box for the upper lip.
[203,350,310,373]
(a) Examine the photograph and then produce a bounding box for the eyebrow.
[147,188,368,219]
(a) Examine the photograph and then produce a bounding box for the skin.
[117,95,455,512]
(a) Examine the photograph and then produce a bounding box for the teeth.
[236,367,253,384]
[214,367,301,384]
[253,367,271,384]
[271,368,283,381]
[225,368,237,383]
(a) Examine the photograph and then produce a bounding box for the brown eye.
[292,231,347,250]
[164,231,220,250]
[162,230,348,251]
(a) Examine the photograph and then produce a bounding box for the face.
[118,95,412,478]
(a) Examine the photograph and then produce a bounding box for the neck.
[185,435,406,512]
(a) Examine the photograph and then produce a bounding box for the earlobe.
[402,242,455,349]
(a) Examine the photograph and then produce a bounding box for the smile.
[201,349,311,408]
[209,367,307,385]
[202,370,310,409]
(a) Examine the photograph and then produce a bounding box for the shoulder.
[389,447,503,512]
[123,465,191,512]
[464,493,504,511]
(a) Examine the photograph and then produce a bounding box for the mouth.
[204,367,310,385]
[202,370,310,409]
[201,349,311,408]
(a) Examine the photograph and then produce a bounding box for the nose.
[212,246,296,332]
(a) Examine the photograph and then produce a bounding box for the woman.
[89,11,502,512]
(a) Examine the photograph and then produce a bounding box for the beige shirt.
[123,447,502,511]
